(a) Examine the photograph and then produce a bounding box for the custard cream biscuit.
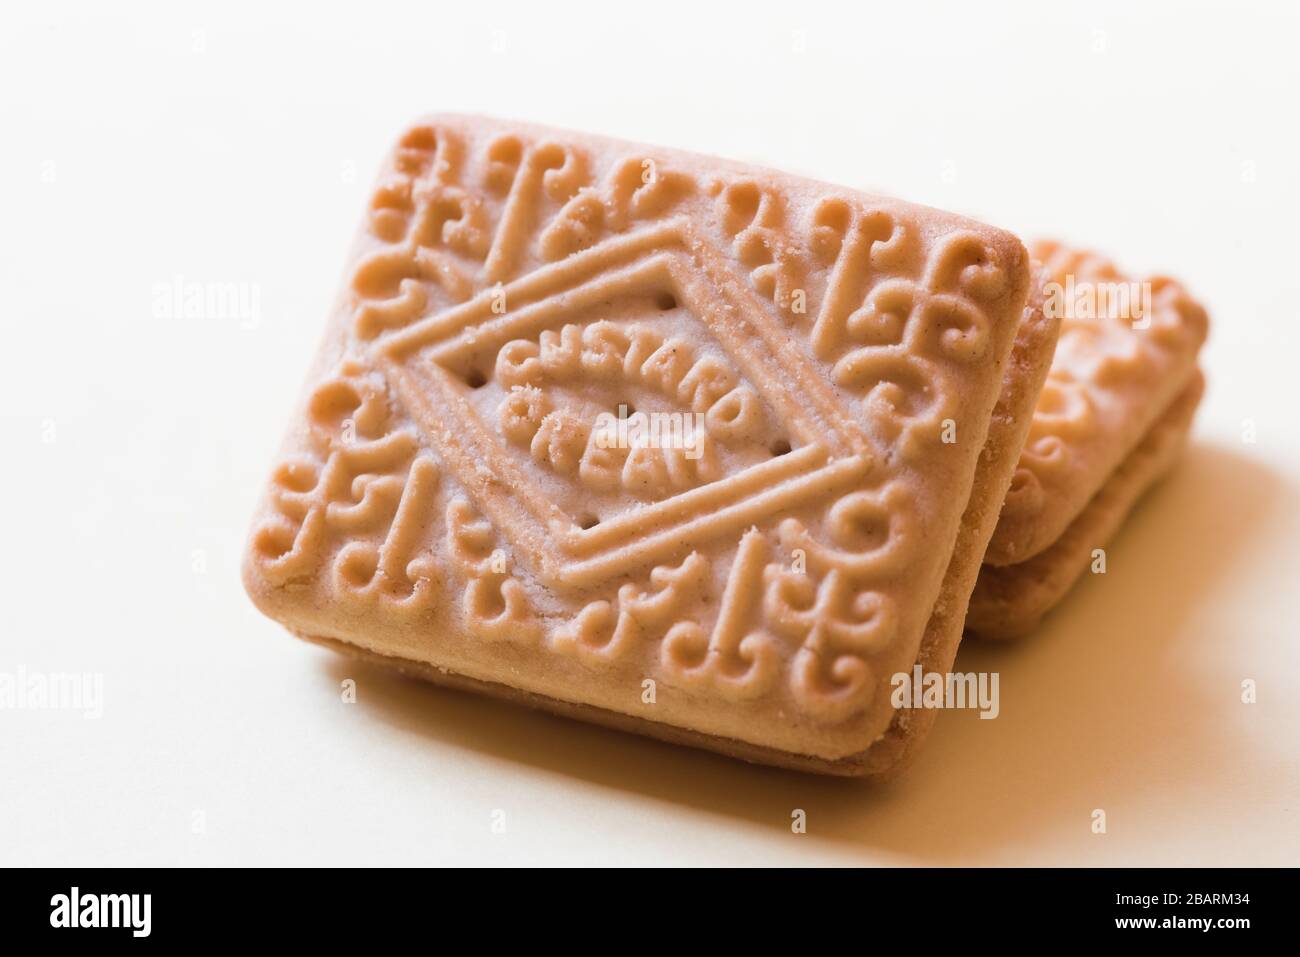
[242,115,1051,775]
[984,240,1208,567]
[969,240,1208,640]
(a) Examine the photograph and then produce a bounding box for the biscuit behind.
[969,370,1204,640]
[986,241,1207,566]
[970,241,1208,640]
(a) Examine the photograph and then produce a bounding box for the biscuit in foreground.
[298,268,1058,776]
[243,114,1041,774]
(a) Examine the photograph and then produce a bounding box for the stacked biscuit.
[244,116,1208,776]
[969,242,1208,639]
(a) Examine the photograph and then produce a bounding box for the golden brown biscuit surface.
[243,114,1039,771]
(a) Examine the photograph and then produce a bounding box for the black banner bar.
[0,866,1285,943]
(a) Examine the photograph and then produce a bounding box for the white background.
[3,0,1298,866]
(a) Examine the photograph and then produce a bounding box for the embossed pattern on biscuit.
[243,116,1030,762]
[987,241,1208,567]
